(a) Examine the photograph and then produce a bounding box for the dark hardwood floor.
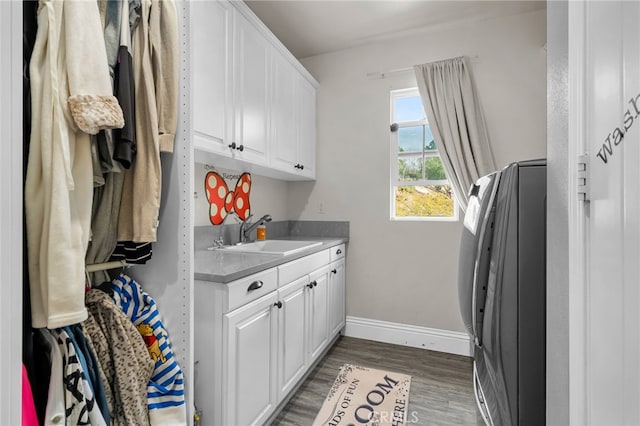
[271,336,485,425]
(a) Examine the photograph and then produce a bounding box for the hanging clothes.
[51,328,107,426]
[25,0,125,328]
[39,329,66,426]
[112,274,187,425]
[86,0,138,286]
[117,0,178,243]
[113,0,137,170]
[25,329,53,425]
[64,324,110,424]
[93,0,140,172]
[110,241,153,264]
[83,289,154,426]
[22,364,39,426]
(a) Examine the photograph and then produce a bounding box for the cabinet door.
[192,0,233,154]
[328,258,346,337]
[224,292,278,426]
[307,266,330,363]
[296,76,317,178]
[276,276,308,400]
[233,11,270,164]
[270,51,298,173]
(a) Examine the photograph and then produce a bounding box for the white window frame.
[390,88,458,222]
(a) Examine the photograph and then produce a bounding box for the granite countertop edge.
[194,237,348,283]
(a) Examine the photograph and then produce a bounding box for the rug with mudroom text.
[312,364,412,426]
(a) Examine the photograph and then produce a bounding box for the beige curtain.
[414,56,496,212]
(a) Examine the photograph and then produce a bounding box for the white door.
[276,276,308,400]
[296,76,317,178]
[191,0,233,154]
[270,51,298,173]
[328,259,346,337]
[233,11,269,163]
[308,266,330,363]
[570,1,640,423]
[224,292,278,426]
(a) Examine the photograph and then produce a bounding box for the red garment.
[22,364,38,426]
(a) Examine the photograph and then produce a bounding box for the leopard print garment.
[82,289,154,426]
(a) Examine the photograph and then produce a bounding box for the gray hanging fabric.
[414,56,496,212]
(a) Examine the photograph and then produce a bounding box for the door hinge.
[577,154,590,202]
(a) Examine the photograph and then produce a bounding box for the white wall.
[193,162,290,227]
[289,9,547,332]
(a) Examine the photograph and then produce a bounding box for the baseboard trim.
[344,316,472,357]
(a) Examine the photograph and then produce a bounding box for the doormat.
[312,364,412,426]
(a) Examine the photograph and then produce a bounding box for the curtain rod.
[366,54,480,80]
[86,260,128,273]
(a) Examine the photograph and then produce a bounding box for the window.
[390,88,458,221]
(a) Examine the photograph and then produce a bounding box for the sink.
[217,240,323,256]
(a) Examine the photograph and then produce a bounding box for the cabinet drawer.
[330,244,345,262]
[227,268,278,312]
[278,250,330,285]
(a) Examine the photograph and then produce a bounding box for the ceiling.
[245,0,546,59]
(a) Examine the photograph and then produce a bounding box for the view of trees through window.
[391,89,456,219]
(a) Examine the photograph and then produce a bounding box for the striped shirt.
[111,274,186,425]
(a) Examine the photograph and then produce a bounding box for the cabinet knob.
[236,144,244,152]
[294,164,300,169]
[331,269,337,274]
[274,301,283,309]
[228,142,236,150]
[312,280,317,287]
[336,249,342,255]
[300,164,304,170]
[247,280,263,291]
[307,282,314,289]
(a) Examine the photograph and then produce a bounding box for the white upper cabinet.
[191,0,232,155]
[191,0,317,181]
[296,74,317,179]
[270,51,298,173]
[232,10,270,164]
[270,51,317,179]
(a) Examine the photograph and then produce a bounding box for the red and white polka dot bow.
[204,171,252,225]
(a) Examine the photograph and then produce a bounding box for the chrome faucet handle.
[206,237,226,251]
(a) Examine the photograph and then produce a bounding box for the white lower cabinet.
[224,292,278,426]
[276,276,308,400]
[328,245,346,337]
[194,245,346,426]
[307,266,330,364]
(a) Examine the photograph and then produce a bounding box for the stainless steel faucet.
[239,214,272,243]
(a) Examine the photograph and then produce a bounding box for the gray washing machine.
[458,160,546,425]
